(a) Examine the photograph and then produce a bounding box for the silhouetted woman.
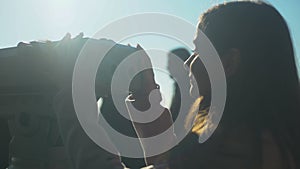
[170,1,300,169]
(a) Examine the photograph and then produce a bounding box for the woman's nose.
[184,53,197,71]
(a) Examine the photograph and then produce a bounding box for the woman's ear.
[222,48,240,77]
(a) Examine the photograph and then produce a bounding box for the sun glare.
[43,0,76,28]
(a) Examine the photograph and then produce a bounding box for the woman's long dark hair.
[189,0,300,167]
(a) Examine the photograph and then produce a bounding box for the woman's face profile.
[185,32,211,99]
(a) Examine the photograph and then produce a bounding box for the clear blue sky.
[1,0,299,107]
[1,0,299,64]
[1,0,299,49]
